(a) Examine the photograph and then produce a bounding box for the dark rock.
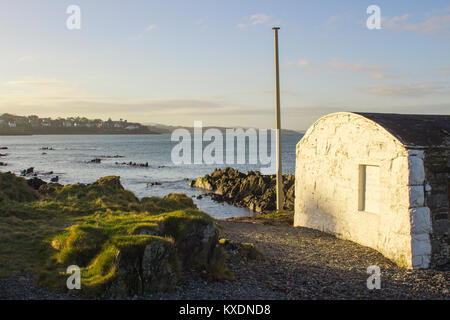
[161,218,219,270]
[190,167,295,213]
[98,155,124,159]
[90,158,102,163]
[50,176,59,183]
[21,167,34,176]
[146,181,162,187]
[0,162,7,166]
[115,161,149,168]
[27,177,47,190]
[141,239,179,293]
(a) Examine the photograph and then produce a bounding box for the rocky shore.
[190,167,295,213]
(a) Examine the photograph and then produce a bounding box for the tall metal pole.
[273,27,284,211]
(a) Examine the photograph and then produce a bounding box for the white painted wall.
[294,112,432,269]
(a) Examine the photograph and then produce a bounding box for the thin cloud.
[195,18,208,30]
[284,59,309,68]
[361,81,449,97]
[250,13,271,25]
[383,11,450,33]
[325,15,340,26]
[146,24,157,31]
[327,59,407,79]
[4,79,66,87]
[237,13,279,29]
[329,58,384,73]
[131,24,158,40]
[369,72,408,80]
[296,59,309,68]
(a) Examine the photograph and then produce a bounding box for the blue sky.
[0,0,449,130]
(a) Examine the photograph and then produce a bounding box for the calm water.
[0,133,303,219]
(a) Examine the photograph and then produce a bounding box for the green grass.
[0,173,217,296]
[0,173,39,202]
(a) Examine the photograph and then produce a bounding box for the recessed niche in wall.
[359,165,380,214]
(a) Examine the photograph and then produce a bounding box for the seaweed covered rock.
[190,168,295,213]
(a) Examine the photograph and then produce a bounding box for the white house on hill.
[294,112,449,269]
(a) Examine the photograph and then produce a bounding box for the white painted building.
[294,112,449,269]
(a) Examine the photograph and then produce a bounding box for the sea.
[0,133,303,219]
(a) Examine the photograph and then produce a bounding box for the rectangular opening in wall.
[359,165,380,213]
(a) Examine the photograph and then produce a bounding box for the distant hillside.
[144,123,303,135]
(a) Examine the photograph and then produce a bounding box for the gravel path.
[0,274,77,300]
[146,219,449,300]
[1,219,448,300]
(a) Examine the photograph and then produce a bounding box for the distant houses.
[0,113,150,135]
[124,124,138,130]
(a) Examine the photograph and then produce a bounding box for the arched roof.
[355,113,449,148]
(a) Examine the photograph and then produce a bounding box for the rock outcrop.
[190,167,295,213]
[45,176,230,298]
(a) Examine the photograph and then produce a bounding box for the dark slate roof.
[354,112,450,147]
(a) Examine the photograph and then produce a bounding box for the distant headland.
[0,113,158,135]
